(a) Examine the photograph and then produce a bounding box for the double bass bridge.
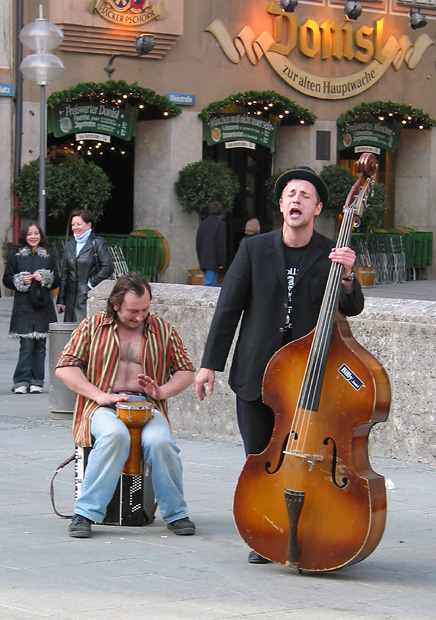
[283,449,323,472]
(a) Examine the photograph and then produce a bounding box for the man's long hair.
[107,272,152,319]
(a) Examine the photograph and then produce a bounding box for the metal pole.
[39,83,46,233]
[13,0,24,244]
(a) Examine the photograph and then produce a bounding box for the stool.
[75,447,156,526]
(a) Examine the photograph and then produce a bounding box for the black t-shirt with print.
[281,243,307,347]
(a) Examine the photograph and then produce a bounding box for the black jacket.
[3,246,60,338]
[57,234,114,322]
[201,228,364,401]
[196,215,227,271]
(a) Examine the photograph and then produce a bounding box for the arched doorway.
[203,141,272,264]
[46,134,135,236]
[336,101,436,230]
[199,91,316,266]
[45,80,182,237]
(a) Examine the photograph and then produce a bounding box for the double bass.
[233,153,391,572]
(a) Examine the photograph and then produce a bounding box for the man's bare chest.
[117,327,143,364]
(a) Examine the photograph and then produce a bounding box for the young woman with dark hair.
[3,220,60,394]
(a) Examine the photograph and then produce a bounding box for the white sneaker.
[30,385,42,393]
[14,385,28,394]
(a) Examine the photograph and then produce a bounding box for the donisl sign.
[206,2,433,100]
[48,103,137,140]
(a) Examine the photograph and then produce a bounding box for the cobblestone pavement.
[0,289,435,620]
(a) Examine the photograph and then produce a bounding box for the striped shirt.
[56,312,195,447]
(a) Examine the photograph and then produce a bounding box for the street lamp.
[19,5,64,232]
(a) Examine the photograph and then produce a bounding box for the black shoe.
[248,550,272,564]
[167,517,196,536]
[69,514,92,538]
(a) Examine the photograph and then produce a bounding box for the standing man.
[56,272,196,538]
[196,201,227,286]
[195,166,364,563]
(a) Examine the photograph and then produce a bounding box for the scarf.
[74,227,92,257]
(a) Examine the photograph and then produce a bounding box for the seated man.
[55,272,196,538]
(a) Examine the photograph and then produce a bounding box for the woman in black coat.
[3,220,60,394]
[56,210,114,322]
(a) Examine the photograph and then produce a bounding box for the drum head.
[117,400,152,411]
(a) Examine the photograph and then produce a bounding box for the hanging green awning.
[203,113,280,150]
[337,121,401,152]
[48,102,138,141]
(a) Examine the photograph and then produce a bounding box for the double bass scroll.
[233,153,391,572]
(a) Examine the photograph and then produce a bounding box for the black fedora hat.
[274,166,329,209]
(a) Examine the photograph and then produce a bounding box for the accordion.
[75,447,155,526]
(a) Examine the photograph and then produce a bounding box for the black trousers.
[236,395,275,457]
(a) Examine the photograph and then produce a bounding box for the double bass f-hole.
[324,437,348,488]
[265,433,290,474]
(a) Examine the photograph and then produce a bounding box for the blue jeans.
[75,397,189,524]
[202,269,218,287]
[13,337,46,389]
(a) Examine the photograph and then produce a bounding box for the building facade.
[2,0,436,288]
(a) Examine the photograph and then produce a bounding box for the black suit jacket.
[196,214,227,271]
[201,228,364,401]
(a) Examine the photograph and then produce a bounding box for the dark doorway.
[46,134,134,236]
[203,142,273,266]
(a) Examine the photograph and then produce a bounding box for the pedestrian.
[243,218,261,239]
[3,220,60,394]
[56,209,114,322]
[194,166,364,563]
[55,272,196,539]
[195,201,227,286]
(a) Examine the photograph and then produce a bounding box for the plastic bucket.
[188,269,204,285]
[49,322,80,418]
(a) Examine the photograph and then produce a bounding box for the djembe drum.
[116,400,154,475]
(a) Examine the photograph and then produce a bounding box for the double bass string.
[289,180,370,472]
[283,199,357,492]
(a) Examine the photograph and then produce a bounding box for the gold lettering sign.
[205,5,433,100]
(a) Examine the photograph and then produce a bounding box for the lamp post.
[19,5,64,232]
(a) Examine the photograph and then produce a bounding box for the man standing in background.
[196,201,227,286]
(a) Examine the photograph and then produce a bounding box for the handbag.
[29,279,51,309]
[92,239,116,280]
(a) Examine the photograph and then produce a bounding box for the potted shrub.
[175,159,239,283]
[320,164,390,286]
[320,164,389,231]
[174,159,239,219]
[13,153,111,225]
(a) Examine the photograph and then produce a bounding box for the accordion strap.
[50,453,75,519]
[50,453,158,524]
